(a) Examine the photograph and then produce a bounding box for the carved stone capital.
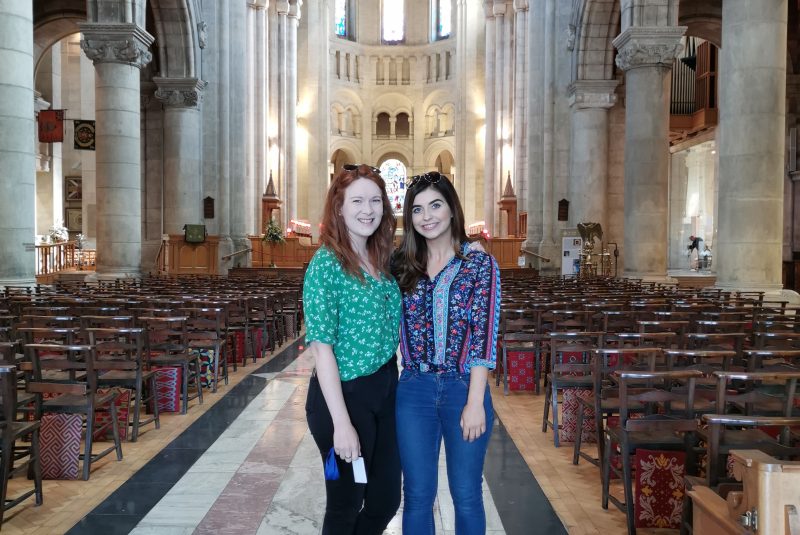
[612,26,686,71]
[197,21,208,49]
[276,0,289,15]
[565,24,576,51]
[153,77,206,109]
[288,0,302,19]
[513,0,529,12]
[492,0,507,17]
[78,23,154,69]
[568,80,620,109]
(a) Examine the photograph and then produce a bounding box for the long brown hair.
[393,177,470,293]
[320,164,396,281]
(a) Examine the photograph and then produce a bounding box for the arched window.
[434,0,451,40]
[382,0,405,43]
[375,112,391,137]
[335,0,355,40]
[395,113,410,138]
[380,159,407,215]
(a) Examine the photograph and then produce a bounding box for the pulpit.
[160,234,220,275]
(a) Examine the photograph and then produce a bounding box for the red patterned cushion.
[634,449,686,529]
[559,388,596,443]
[93,388,129,441]
[149,366,182,413]
[251,327,264,359]
[226,332,245,364]
[40,413,82,480]
[507,350,536,391]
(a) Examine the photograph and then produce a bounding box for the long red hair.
[320,165,396,280]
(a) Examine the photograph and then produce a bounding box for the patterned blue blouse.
[399,243,501,374]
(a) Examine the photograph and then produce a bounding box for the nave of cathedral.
[2,0,800,534]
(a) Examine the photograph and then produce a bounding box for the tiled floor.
[3,334,649,534]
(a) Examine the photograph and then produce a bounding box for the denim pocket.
[398,369,416,383]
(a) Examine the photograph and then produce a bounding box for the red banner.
[38,109,64,143]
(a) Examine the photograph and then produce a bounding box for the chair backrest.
[743,349,800,372]
[549,331,605,375]
[23,343,94,403]
[140,316,189,355]
[753,331,800,350]
[86,328,145,372]
[615,369,703,430]
[16,326,79,346]
[712,370,800,417]
[80,315,135,331]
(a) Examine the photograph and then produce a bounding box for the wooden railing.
[35,241,96,277]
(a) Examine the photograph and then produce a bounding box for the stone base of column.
[0,278,36,289]
[539,241,561,276]
[713,284,800,305]
[84,271,141,282]
[622,271,670,283]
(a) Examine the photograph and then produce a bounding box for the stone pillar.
[276,0,288,228]
[0,1,35,284]
[567,80,618,231]
[524,0,545,252]
[483,1,496,235]
[512,0,528,208]
[613,26,684,279]
[154,77,204,234]
[285,0,301,223]
[716,0,788,291]
[80,23,153,278]
[389,116,397,139]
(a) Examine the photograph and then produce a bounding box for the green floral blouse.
[303,246,401,381]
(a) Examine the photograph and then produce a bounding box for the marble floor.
[60,338,565,535]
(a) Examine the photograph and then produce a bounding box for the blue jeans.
[395,370,494,535]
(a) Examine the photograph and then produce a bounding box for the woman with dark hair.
[392,172,501,535]
[304,164,401,534]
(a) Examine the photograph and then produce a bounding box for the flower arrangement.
[48,221,69,243]
[75,233,86,249]
[262,219,285,268]
[263,219,286,245]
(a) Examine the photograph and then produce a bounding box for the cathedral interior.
[1,0,800,534]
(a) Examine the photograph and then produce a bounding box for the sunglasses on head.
[407,171,443,189]
[343,164,381,174]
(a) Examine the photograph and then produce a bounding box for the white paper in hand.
[352,457,367,484]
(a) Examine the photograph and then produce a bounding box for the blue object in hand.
[325,447,339,480]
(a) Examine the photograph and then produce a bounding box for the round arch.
[374,145,412,167]
[572,0,620,82]
[423,139,456,166]
[330,139,361,165]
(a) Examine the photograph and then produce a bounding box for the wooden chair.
[140,316,203,415]
[23,344,123,480]
[182,308,228,393]
[572,347,662,467]
[0,364,42,527]
[542,331,605,447]
[498,318,542,395]
[601,369,702,535]
[700,370,800,487]
[87,328,160,442]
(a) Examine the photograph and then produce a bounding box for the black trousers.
[306,359,401,535]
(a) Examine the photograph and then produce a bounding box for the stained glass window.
[382,0,404,43]
[437,0,451,39]
[335,0,347,37]
[380,159,407,215]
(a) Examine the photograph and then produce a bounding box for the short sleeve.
[303,249,340,345]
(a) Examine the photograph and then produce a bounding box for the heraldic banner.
[38,110,64,143]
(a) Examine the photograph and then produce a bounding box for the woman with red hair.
[304,164,401,534]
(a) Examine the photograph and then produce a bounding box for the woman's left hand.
[460,401,486,442]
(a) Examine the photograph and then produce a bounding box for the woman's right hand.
[333,421,361,463]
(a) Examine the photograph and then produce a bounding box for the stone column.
[80,23,153,278]
[154,77,204,234]
[483,1,496,235]
[613,27,684,279]
[276,0,288,228]
[567,80,618,231]
[524,0,545,252]
[512,0,528,207]
[285,0,301,223]
[716,0,788,291]
[0,1,35,285]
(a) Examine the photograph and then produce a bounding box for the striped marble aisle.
[129,349,506,535]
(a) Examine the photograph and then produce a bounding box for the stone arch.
[434,149,454,176]
[678,0,722,47]
[331,102,346,134]
[375,147,412,167]
[330,148,355,178]
[344,104,361,136]
[330,139,362,165]
[423,139,456,167]
[572,0,620,82]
